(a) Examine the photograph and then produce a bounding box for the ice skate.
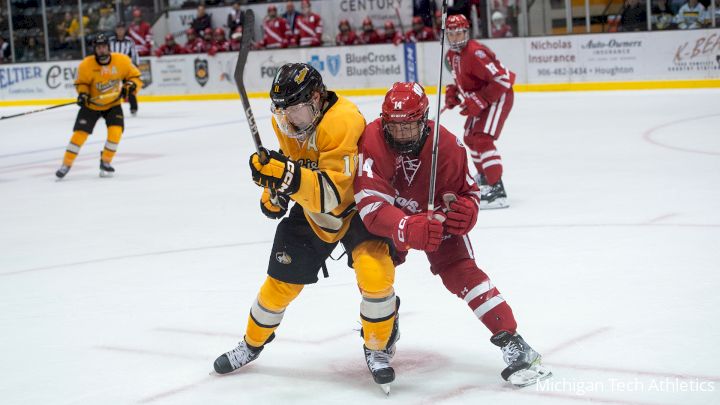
[480,178,509,209]
[55,165,71,179]
[361,297,401,360]
[99,158,115,178]
[491,331,552,387]
[364,345,394,395]
[213,334,273,375]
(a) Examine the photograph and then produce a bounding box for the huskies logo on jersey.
[194,58,209,87]
[396,155,421,185]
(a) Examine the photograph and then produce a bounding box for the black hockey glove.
[121,81,137,98]
[76,93,90,107]
[249,149,301,195]
[260,188,289,219]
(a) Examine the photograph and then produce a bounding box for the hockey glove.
[260,188,289,219]
[442,192,478,235]
[77,93,90,107]
[249,149,301,195]
[121,81,137,98]
[393,213,444,252]
[459,92,488,116]
[445,84,462,110]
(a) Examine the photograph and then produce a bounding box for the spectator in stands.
[0,36,12,63]
[651,0,675,29]
[228,1,244,33]
[707,0,720,26]
[620,0,648,31]
[490,10,513,37]
[87,8,101,34]
[405,15,437,42]
[68,12,90,39]
[191,5,213,36]
[295,0,323,47]
[122,0,134,24]
[283,1,300,34]
[19,36,43,62]
[129,8,153,56]
[382,20,404,45]
[256,5,292,49]
[336,19,359,46]
[155,34,185,56]
[97,7,118,35]
[359,17,382,44]
[413,0,437,27]
[675,0,706,28]
[183,28,202,53]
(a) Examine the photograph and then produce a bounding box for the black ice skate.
[491,331,552,387]
[55,165,71,179]
[213,333,274,375]
[474,172,488,187]
[363,345,395,395]
[99,157,115,178]
[480,178,509,210]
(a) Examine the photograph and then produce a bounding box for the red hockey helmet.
[381,82,430,155]
[362,17,373,27]
[165,33,174,42]
[338,18,350,30]
[412,16,423,26]
[268,4,277,12]
[186,28,195,36]
[384,20,395,30]
[214,27,226,37]
[132,8,141,18]
[203,27,213,36]
[446,14,470,51]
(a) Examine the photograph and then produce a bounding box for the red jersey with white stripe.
[336,31,359,46]
[260,17,291,48]
[446,40,515,107]
[295,13,323,46]
[354,118,481,255]
[128,21,153,56]
[359,30,382,45]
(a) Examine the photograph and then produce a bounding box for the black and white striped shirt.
[109,36,139,66]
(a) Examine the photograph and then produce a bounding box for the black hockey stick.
[427,0,448,218]
[0,91,122,121]
[233,9,269,163]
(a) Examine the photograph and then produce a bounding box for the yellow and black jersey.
[74,53,142,111]
[272,91,366,243]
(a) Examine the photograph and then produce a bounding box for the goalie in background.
[354,82,552,387]
[214,63,401,393]
[55,34,142,179]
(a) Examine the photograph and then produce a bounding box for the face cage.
[271,101,321,140]
[382,116,429,155]
[447,28,469,51]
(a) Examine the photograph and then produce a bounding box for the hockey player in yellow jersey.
[55,34,142,179]
[214,63,400,392]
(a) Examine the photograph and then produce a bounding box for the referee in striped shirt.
[109,22,140,116]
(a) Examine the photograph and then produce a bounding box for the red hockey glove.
[444,194,478,235]
[393,213,444,252]
[260,188,289,219]
[459,92,488,116]
[445,84,462,110]
[249,149,302,195]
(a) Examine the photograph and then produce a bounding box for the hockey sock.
[62,131,89,167]
[465,134,503,185]
[245,276,303,347]
[101,126,123,164]
[352,240,397,350]
[438,259,517,335]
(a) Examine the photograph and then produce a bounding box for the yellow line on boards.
[1,80,718,106]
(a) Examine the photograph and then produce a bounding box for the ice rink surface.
[1,89,719,405]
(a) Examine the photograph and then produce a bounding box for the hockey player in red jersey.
[128,9,153,56]
[197,28,214,53]
[359,17,382,45]
[182,29,202,54]
[445,14,514,209]
[256,5,292,49]
[208,27,230,55]
[405,16,437,42]
[354,82,551,387]
[335,19,359,45]
[155,34,185,57]
[382,20,404,45]
[295,0,323,47]
[230,27,243,51]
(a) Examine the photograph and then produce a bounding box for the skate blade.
[480,198,509,210]
[508,365,552,387]
[99,170,114,178]
[380,383,391,396]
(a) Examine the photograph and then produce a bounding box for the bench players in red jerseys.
[354,82,551,387]
[445,14,514,209]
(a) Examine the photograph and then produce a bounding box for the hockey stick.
[232,9,268,163]
[394,7,406,36]
[0,91,122,121]
[427,0,448,218]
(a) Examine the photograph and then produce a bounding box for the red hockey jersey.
[354,118,481,249]
[295,13,323,46]
[404,27,436,43]
[259,17,291,49]
[155,44,185,57]
[446,40,515,106]
[359,30,382,45]
[128,21,153,56]
[336,31,359,46]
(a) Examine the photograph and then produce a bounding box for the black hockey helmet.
[93,34,111,65]
[94,33,110,47]
[270,63,325,109]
